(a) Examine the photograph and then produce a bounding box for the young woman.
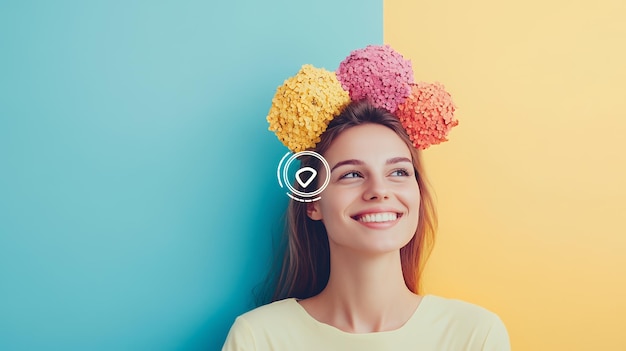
[222,46,510,350]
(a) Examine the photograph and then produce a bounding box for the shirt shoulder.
[423,295,499,320]
[236,298,301,326]
[419,295,511,351]
[222,299,310,351]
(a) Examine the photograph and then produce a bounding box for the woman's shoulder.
[235,298,302,325]
[419,295,510,349]
[419,295,508,333]
[423,294,502,320]
[222,298,313,350]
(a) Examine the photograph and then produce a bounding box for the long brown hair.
[263,100,437,303]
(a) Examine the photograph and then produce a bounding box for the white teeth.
[357,212,398,223]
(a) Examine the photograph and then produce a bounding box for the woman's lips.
[354,212,399,223]
[351,211,403,229]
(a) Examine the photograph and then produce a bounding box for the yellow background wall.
[385,0,626,349]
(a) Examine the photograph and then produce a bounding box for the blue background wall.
[0,0,381,349]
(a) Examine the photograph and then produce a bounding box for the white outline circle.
[283,151,330,197]
[278,151,331,201]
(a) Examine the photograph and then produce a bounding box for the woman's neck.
[301,248,421,333]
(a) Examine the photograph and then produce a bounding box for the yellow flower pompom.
[267,64,350,152]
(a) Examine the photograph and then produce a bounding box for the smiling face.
[307,123,421,256]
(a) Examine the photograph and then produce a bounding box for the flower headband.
[267,45,458,153]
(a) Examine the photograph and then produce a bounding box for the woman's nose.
[362,176,390,201]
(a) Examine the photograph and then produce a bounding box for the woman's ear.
[307,201,323,221]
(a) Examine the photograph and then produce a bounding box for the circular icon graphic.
[277,151,330,202]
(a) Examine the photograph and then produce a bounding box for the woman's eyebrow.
[386,157,412,165]
[330,157,412,172]
[330,159,363,172]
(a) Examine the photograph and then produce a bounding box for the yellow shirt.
[222,295,510,350]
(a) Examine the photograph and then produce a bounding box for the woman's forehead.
[323,124,412,161]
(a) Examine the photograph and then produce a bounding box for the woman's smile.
[355,212,399,223]
[351,207,405,229]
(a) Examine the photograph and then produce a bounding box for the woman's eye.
[390,168,410,177]
[340,171,362,179]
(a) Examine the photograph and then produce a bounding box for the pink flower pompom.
[336,45,413,113]
[396,82,458,150]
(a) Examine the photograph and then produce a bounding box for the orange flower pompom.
[396,82,458,150]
